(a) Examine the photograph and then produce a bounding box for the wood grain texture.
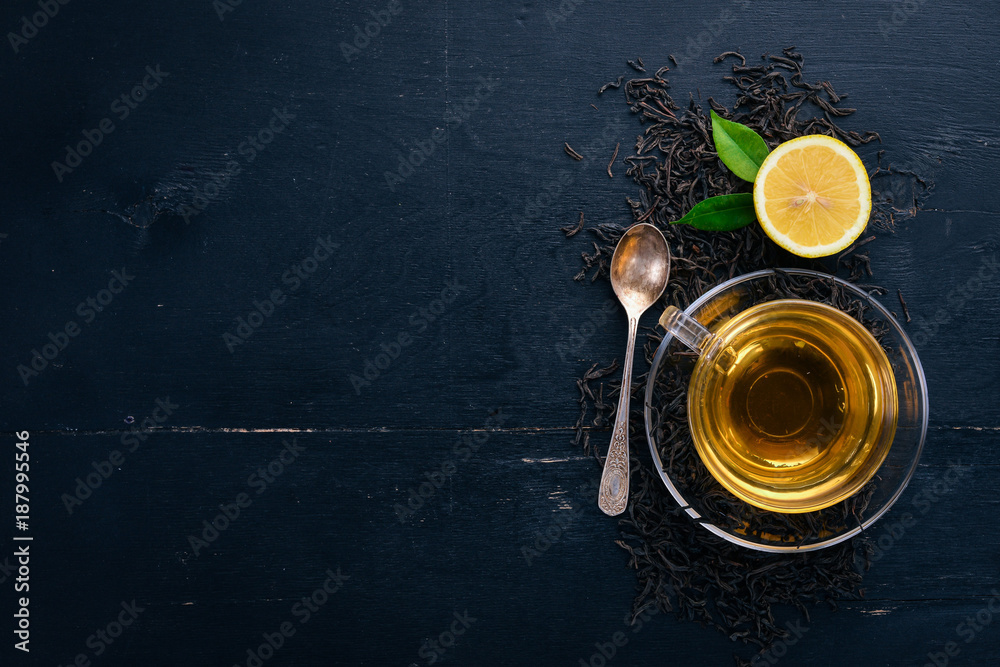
[0,0,998,664]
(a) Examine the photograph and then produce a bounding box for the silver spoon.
[598,223,670,516]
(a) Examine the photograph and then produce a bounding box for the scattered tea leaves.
[561,47,932,666]
[898,289,911,323]
[561,211,585,238]
[598,75,625,95]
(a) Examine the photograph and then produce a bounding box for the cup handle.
[658,306,715,354]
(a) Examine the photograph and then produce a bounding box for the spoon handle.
[598,314,637,516]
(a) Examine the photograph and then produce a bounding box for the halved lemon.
[753,134,871,258]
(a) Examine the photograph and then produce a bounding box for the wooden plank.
[19,595,1000,666]
[9,427,1000,663]
[2,25,997,433]
[2,209,997,431]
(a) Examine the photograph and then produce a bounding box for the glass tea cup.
[660,297,897,514]
[644,269,927,551]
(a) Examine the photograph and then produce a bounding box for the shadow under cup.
[644,269,928,553]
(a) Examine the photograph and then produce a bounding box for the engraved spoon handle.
[598,314,637,516]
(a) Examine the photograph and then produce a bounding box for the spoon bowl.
[610,227,671,312]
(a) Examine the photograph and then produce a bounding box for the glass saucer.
[643,269,928,552]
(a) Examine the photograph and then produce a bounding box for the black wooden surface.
[1,1,999,665]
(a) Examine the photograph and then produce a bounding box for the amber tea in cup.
[660,299,897,513]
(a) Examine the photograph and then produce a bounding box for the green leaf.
[710,110,770,182]
[671,193,757,231]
